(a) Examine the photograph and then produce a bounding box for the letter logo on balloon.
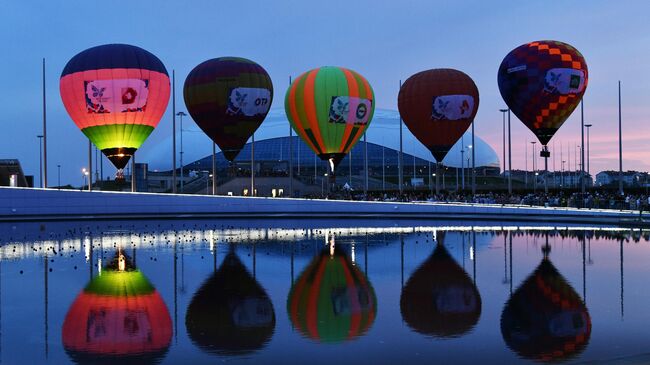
[328,96,372,125]
[226,87,272,117]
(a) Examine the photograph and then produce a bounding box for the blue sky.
[1,0,649,186]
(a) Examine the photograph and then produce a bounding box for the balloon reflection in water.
[400,234,481,338]
[287,235,377,343]
[62,251,172,364]
[186,247,275,356]
[501,246,591,362]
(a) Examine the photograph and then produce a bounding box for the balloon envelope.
[60,44,170,170]
[184,57,273,161]
[498,40,588,145]
[285,66,375,171]
[501,256,591,362]
[185,249,275,355]
[398,69,479,162]
[62,253,172,365]
[400,237,481,338]
[287,244,376,343]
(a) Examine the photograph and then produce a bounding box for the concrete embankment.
[0,187,647,226]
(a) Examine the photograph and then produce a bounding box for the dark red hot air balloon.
[184,57,273,162]
[400,235,481,338]
[498,40,588,149]
[185,248,275,356]
[398,69,479,162]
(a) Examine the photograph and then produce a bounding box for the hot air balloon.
[498,40,588,160]
[398,69,479,163]
[501,244,591,362]
[285,66,375,178]
[184,57,273,162]
[60,44,171,175]
[287,236,376,343]
[186,247,275,356]
[62,251,172,364]
[400,235,481,338]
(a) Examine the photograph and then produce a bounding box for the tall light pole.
[57,164,60,189]
[37,135,44,188]
[507,109,512,194]
[251,133,255,196]
[618,81,623,195]
[575,144,580,189]
[580,101,586,198]
[88,139,93,192]
[172,70,177,193]
[500,109,508,190]
[382,145,385,191]
[471,120,476,196]
[289,76,294,198]
[460,146,465,191]
[398,80,403,194]
[364,133,368,195]
[531,141,536,192]
[212,142,217,195]
[176,111,187,193]
[585,124,592,179]
[42,58,48,188]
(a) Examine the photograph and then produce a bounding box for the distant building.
[505,169,592,189]
[596,171,648,187]
[0,159,33,187]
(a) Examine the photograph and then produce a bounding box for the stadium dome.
[139,108,499,171]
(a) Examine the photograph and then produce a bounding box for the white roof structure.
[140,108,499,171]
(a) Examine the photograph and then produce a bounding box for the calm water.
[0,220,648,364]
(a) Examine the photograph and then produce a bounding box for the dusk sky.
[1,0,649,186]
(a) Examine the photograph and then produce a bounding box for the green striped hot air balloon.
[287,243,376,343]
[285,66,375,175]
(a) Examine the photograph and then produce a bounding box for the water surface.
[0,220,647,364]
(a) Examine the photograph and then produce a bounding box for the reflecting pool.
[0,220,648,364]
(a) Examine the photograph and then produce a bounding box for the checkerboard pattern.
[498,41,588,145]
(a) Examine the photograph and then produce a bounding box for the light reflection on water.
[0,220,648,364]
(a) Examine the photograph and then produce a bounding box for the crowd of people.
[308,189,650,211]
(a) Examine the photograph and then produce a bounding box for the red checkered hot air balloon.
[501,244,591,362]
[60,44,170,174]
[498,40,588,157]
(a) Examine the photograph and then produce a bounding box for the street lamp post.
[57,164,61,189]
[37,135,44,188]
[531,141,537,192]
[172,70,176,194]
[460,148,465,191]
[500,109,508,190]
[585,124,592,179]
[82,168,90,191]
[505,109,513,194]
[471,120,476,196]
[176,111,187,193]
